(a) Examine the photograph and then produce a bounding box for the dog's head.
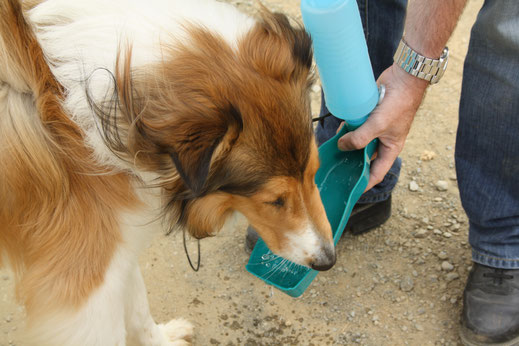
[97,10,335,270]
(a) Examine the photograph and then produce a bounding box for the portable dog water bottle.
[246,0,381,297]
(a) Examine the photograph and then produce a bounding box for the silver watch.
[393,40,449,84]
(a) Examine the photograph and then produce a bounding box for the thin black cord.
[183,228,200,272]
[312,112,332,125]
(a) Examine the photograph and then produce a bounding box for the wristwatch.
[393,40,449,84]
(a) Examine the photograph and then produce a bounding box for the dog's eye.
[266,197,285,208]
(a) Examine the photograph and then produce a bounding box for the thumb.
[337,121,379,151]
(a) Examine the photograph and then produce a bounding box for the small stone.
[409,181,419,192]
[433,229,442,235]
[415,324,424,331]
[414,229,428,239]
[441,261,454,271]
[446,272,460,282]
[450,298,458,304]
[443,232,453,238]
[435,180,449,191]
[437,251,449,260]
[5,315,12,323]
[412,270,418,277]
[420,150,436,161]
[400,276,414,292]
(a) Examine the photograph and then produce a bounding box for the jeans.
[456,0,519,268]
[315,0,407,204]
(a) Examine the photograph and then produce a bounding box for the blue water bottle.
[301,0,378,126]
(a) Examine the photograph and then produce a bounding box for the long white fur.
[28,0,255,172]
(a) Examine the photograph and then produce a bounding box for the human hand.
[337,64,429,191]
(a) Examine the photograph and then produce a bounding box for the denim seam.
[472,248,519,262]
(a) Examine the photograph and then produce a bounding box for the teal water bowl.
[246,125,378,297]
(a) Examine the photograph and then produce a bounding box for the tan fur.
[0,1,332,338]
[0,0,138,320]
[97,10,317,238]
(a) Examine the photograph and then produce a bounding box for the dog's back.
[0,0,139,335]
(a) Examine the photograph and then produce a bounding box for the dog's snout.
[310,244,336,271]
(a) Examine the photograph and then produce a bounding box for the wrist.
[391,63,429,92]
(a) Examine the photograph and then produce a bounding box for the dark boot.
[460,263,519,346]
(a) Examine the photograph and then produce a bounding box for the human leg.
[457,1,519,344]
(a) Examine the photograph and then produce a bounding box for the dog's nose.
[310,244,336,271]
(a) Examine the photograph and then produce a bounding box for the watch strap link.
[393,40,449,84]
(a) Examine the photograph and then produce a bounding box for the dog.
[0,0,335,344]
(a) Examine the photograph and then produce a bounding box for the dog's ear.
[167,105,242,194]
[240,8,313,82]
[137,103,243,195]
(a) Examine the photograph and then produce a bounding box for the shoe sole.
[460,327,519,346]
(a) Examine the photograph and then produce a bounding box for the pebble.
[443,232,453,238]
[436,180,449,191]
[437,251,449,260]
[441,261,454,272]
[409,181,419,192]
[415,324,424,331]
[420,150,436,161]
[400,276,414,292]
[414,229,428,239]
[433,229,442,235]
[446,272,460,282]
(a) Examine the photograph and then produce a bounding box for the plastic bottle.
[301,0,378,126]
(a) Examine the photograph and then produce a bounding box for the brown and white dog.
[0,0,334,344]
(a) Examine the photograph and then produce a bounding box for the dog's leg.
[125,266,193,346]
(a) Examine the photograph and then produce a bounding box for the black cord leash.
[183,228,200,272]
[312,112,332,125]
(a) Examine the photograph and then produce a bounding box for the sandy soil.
[1,0,484,345]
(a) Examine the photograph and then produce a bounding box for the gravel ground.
[0,0,484,345]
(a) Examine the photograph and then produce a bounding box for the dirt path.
[0,0,483,345]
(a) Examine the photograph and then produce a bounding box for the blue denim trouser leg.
[456,0,519,269]
[315,0,407,204]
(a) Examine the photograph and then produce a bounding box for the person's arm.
[338,0,468,191]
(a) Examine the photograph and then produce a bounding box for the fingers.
[365,144,399,191]
[336,121,345,134]
[337,115,383,151]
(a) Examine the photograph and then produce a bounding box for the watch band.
[393,40,449,84]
